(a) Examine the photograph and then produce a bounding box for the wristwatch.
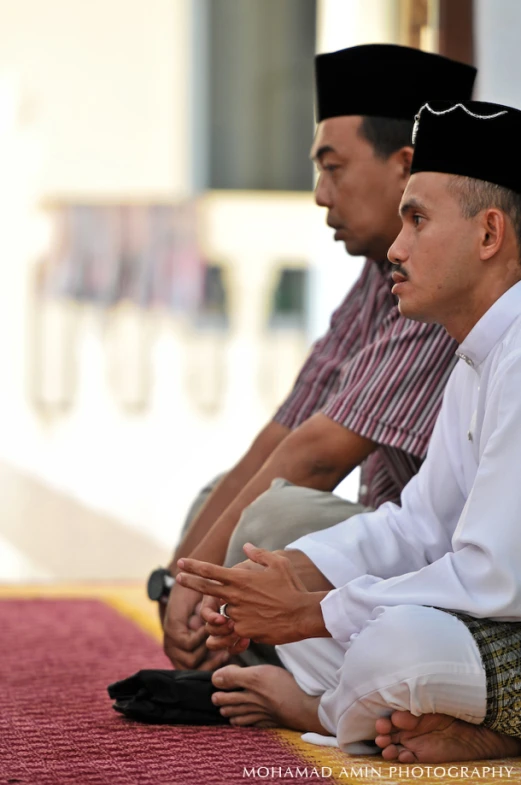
[147,567,175,604]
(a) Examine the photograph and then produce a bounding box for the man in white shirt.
[176,100,521,764]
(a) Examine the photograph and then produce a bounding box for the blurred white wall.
[474,0,521,109]
[317,0,397,55]
[0,0,204,548]
[0,0,190,197]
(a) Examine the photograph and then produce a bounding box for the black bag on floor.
[108,669,230,725]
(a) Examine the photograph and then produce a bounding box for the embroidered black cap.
[411,100,521,195]
[315,44,477,122]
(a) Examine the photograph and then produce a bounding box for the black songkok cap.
[411,101,521,195]
[315,44,476,122]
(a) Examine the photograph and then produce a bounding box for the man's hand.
[177,543,330,646]
[162,583,229,670]
[199,594,250,655]
[198,556,265,654]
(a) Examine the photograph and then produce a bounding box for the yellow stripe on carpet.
[277,728,521,784]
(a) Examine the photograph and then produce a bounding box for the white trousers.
[276,605,487,754]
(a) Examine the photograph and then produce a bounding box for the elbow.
[273,438,343,487]
[300,440,349,484]
[474,562,521,620]
[276,413,374,488]
[307,453,340,477]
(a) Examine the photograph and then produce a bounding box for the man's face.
[388,172,482,326]
[311,116,409,261]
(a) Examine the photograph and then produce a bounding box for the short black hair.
[448,175,521,256]
[358,115,414,159]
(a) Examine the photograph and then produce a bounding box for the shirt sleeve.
[295,353,521,642]
[321,315,457,458]
[273,270,367,430]
[288,366,464,593]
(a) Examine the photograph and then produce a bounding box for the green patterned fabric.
[443,610,521,738]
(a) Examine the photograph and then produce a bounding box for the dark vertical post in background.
[438,0,474,64]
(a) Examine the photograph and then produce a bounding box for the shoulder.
[485,315,521,387]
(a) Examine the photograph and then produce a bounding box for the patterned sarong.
[445,610,521,738]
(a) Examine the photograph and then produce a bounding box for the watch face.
[147,568,168,601]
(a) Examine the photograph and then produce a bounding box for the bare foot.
[211,663,330,733]
[375,710,521,763]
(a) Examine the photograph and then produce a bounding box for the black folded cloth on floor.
[108,669,230,725]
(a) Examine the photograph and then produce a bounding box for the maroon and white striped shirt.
[273,259,458,508]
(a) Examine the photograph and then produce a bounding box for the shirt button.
[457,352,474,367]
[360,484,368,496]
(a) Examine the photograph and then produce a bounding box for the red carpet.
[0,598,330,785]
[3,593,520,785]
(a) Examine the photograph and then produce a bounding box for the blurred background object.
[0,0,519,582]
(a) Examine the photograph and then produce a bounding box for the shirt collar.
[457,281,521,369]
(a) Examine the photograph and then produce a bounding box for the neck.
[444,273,521,344]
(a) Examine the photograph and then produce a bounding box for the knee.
[346,605,430,684]
[233,480,294,546]
[368,604,423,647]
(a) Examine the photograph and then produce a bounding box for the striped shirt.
[273,258,458,508]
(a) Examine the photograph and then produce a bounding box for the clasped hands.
[176,543,316,655]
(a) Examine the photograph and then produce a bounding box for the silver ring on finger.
[219,602,231,619]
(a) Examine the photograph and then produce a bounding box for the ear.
[479,209,506,261]
[393,146,413,185]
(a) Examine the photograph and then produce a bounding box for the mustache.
[391,263,409,279]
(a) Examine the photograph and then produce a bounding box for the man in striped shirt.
[160,45,476,671]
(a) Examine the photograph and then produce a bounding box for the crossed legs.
[212,605,521,761]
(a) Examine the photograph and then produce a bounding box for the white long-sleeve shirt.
[289,282,521,642]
